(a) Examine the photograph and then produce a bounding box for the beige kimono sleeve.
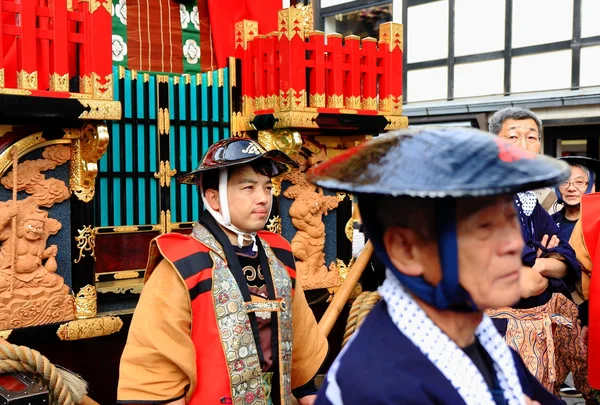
[290,278,328,389]
[117,259,197,403]
[569,219,592,300]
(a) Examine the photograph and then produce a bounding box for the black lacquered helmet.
[177,138,298,184]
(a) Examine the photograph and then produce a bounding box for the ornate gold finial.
[266,216,282,234]
[75,285,97,319]
[17,70,38,90]
[57,316,123,341]
[70,124,111,201]
[336,258,362,299]
[74,225,96,263]
[257,129,303,158]
[294,2,314,36]
[378,22,404,52]
[345,217,354,242]
[154,161,177,187]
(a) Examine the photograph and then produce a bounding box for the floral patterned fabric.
[111,0,202,73]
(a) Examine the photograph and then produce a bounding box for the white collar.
[517,191,537,217]
[379,270,526,405]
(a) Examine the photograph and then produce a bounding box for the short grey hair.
[488,107,543,136]
[570,163,591,181]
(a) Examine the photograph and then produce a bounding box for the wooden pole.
[9,147,18,296]
[318,240,373,337]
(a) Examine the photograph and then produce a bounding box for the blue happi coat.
[315,301,564,405]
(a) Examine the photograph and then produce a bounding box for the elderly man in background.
[486,107,596,403]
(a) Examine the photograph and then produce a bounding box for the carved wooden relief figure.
[0,145,74,329]
[282,143,340,290]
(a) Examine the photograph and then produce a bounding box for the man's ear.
[383,227,427,277]
[204,189,220,212]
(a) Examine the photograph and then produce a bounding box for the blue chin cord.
[361,199,478,312]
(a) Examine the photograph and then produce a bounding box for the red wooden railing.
[0,0,112,99]
[235,7,403,118]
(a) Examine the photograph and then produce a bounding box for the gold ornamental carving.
[242,94,255,116]
[363,97,378,110]
[70,124,110,201]
[74,285,97,319]
[154,161,177,187]
[86,0,111,14]
[231,112,256,137]
[379,95,403,115]
[336,192,347,202]
[273,111,318,129]
[160,210,172,234]
[50,73,69,92]
[74,225,96,263]
[56,316,123,341]
[17,70,38,90]
[257,129,303,158]
[278,7,305,40]
[266,216,282,235]
[217,69,224,87]
[280,88,306,111]
[0,68,4,88]
[92,73,114,100]
[0,88,32,96]
[113,226,139,233]
[327,94,344,109]
[295,2,314,37]
[345,217,354,242]
[255,96,266,111]
[310,93,325,108]
[0,133,46,178]
[206,71,213,87]
[345,96,361,110]
[335,258,362,299]
[79,75,92,94]
[235,20,259,50]
[158,108,171,135]
[114,271,140,280]
[78,99,122,120]
[265,94,279,110]
[228,56,237,87]
[384,115,409,131]
[379,22,403,52]
[0,126,12,138]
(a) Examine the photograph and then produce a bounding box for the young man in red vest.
[117,138,328,405]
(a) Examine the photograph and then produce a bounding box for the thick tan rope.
[342,291,381,348]
[0,341,74,404]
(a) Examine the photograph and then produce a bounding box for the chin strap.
[360,199,477,312]
[200,169,272,251]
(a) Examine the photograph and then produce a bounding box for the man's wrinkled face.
[455,196,524,309]
[498,118,541,154]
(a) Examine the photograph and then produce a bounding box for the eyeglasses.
[559,179,588,189]
[502,133,540,144]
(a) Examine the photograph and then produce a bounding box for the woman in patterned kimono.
[486,107,596,403]
[117,138,328,405]
[309,126,567,405]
